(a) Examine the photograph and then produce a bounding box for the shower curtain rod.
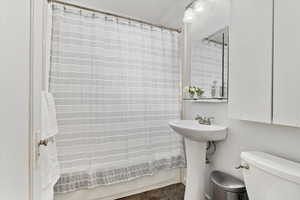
[48,0,182,33]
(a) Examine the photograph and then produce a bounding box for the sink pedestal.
[168,120,227,200]
[184,138,207,200]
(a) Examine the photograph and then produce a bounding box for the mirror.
[183,0,230,101]
[190,27,228,99]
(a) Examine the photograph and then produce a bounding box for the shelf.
[183,98,228,103]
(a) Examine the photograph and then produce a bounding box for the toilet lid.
[241,151,300,185]
[211,171,246,193]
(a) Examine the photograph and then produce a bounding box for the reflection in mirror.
[191,27,228,99]
[183,0,230,102]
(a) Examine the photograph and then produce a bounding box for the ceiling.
[63,0,194,29]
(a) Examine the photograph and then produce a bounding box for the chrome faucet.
[195,114,214,125]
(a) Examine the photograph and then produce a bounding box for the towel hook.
[38,139,49,147]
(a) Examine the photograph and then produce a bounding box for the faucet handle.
[208,117,215,124]
[195,114,202,120]
[235,164,250,170]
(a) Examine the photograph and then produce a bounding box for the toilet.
[241,151,300,200]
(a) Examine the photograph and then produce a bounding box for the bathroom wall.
[185,0,300,188]
[184,102,300,193]
[190,0,230,41]
[184,1,300,198]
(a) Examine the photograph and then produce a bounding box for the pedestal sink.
[169,120,227,200]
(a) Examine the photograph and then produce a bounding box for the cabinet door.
[273,0,300,127]
[1,0,31,199]
[229,0,273,123]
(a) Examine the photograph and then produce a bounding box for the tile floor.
[117,184,185,200]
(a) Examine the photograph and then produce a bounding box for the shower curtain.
[49,3,185,194]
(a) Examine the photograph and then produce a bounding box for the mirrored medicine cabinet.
[182,0,230,103]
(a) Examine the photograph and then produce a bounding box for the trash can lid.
[211,171,246,193]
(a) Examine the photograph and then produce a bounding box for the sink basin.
[169,120,227,200]
[169,120,227,142]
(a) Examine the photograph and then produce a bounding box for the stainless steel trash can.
[211,171,248,200]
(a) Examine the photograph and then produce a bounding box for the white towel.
[41,92,50,139]
[41,91,60,200]
[41,92,58,139]
[40,141,60,200]
[42,186,54,200]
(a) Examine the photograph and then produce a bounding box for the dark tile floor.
[117,184,185,200]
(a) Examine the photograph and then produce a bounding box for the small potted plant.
[184,86,196,99]
[195,87,205,98]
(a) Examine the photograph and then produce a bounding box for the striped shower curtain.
[49,3,185,193]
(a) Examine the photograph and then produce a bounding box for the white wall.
[185,0,300,196]
[184,102,300,194]
[190,0,230,41]
[0,0,31,199]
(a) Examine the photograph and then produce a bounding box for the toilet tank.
[241,152,300,200]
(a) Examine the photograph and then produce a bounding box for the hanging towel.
[41,91,60,200]
[41,92,58,139]
[41,92,50,139]
[45,92,58,137]
[42,186,54,200]
[40,141,60,200]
